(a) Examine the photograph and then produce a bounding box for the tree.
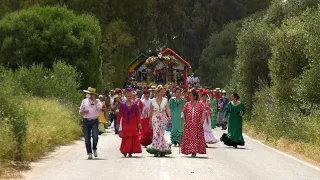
[0,6,102,90]
[294,9,320,105]
[269,17,308,103]
[100,20,134,89]
[198,21,241,88]
[232,18,273,114]
[264,0,318,26]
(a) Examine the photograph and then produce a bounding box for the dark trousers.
[83,119,99,154]
[110,114,119,134]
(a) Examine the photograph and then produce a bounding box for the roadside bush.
[298,109,320,161]
[15,61,82,106]
[0,121,16,162]
[0,63,82,176]
[251,85,303,140]
[0,5,102,90]
[21,98,81,161]
[0,68,27,161]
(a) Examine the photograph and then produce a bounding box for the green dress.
[169,97,186,145]
[209,98,217,129]
[220,102,246,147]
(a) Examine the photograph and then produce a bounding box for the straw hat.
[83,87,98,95]
[113,94,119,99]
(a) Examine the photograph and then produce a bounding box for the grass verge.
[0,97,81,178]
[244,122,320,165]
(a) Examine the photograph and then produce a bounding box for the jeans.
[83,119,99,154]
[110,114,119,134]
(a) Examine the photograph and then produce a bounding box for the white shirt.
[141,99,151,119]
[109,95,114,105]
[79,98,103,119]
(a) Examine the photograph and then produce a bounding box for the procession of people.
[79,84,246,159]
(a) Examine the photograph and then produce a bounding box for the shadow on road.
[120,156,145,159]
[88,158,108,160]
[206,147,218,149]
[219,146,250,150]
[147,156,176,159]
[183,156,212,159]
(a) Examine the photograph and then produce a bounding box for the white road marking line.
[163,172,170,180]
[160,159,170,180]
[244,134,320,171]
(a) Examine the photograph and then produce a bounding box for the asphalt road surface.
[22,129,320,180]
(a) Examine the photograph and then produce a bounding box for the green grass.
[244,116,320,164]
[0,97,82,178]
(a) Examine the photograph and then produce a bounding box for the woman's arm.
[149,104,154,128]
[136,106,142,130]
[240,103,246,117]
[166,103,171,119]
[224,103,230,118]
[200,103,205,124]
[116,105,123,130]
[182,103,187,121]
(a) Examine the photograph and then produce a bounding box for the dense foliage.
[0,6,101,90]
[0,62,81,166]
[0,0,273,89]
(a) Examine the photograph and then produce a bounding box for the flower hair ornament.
[156,85,163,92]
[125,88,133,93]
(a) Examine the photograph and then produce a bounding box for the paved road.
[22,129,320,180]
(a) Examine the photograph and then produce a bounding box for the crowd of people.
[79,85,246,159]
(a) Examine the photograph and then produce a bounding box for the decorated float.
[127,48,191,88]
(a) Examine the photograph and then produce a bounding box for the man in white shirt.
[79,87,103,159]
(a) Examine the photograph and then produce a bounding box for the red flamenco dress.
[117,102,142,155]
[181,101,206,155]
[140,99,153,147]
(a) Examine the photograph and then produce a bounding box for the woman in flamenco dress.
[169,87,186,146]
[201,90,219,146]
[220,92,246,148]
[116,89,142,157]
[146,85,172,157]
[140,89,153,147]
[181,89,207,157]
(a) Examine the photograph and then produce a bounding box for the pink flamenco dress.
[202,101,219,144]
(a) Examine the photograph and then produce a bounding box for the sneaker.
[88,154,93,159]
[93,150,98,157]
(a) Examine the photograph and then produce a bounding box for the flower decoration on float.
[145,56,159,68]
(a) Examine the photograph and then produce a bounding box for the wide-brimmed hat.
[222,90,227,94]
[83,87,98,95]
[149,85,157,91]
[113,94,119,99]
[215,88,221,92]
